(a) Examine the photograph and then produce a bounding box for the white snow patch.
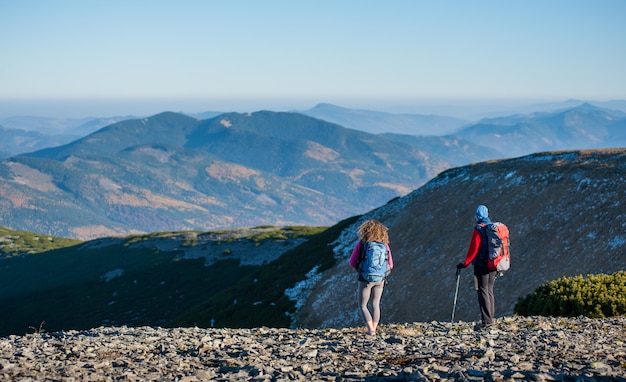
[501,171,525,186]
[609,236,625,249]
[101,269,124,282]
[285,265,322,310]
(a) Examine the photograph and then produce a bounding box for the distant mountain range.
[1,102,625,239]
[299,103,469,135]
[1,148,623,336]
[0,125,79,159]
[0,115,134,160]
[0,111,491,239]
[0,115,134,136]
[3,101,626,159]
[385,98,626,119]
[456,103,626,158]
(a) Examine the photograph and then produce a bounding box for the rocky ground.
[0,316,624,381]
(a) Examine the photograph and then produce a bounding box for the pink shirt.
[349,241,394,269]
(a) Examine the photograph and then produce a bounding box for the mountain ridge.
[2,111,487,239]
[456,103,626,158]
[0,125,80,160]
[2,103,626,241]
[300,103,470,135]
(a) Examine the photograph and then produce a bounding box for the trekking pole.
[451,267,461,322]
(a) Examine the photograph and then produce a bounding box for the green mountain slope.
[0,225,334,336]
[1,111,486,240]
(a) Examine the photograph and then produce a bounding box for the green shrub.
[514,271,626,318]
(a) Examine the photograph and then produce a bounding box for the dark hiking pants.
[474,267,497,325]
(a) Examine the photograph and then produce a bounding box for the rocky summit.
[1,316,624,381]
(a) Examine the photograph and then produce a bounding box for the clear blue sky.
[1,0,625,117]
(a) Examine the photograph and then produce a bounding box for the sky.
[1,0,625,118]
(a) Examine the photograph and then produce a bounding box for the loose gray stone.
[0,316,624,380]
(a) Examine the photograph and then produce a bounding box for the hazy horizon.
[0,96,614,121]
[2,1,625,120]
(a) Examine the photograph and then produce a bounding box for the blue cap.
[475,205,489,221]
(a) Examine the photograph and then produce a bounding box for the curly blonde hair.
[357,219,389,244]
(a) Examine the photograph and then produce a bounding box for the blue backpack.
[358,241,389,282]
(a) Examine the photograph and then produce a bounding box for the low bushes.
[514,271,626,318]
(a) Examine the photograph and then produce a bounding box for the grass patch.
[0,226,81,259]
[246,226,327,242]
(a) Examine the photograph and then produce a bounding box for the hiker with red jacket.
[457,205,497,328]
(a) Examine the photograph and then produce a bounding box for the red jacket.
[461,227,483,268]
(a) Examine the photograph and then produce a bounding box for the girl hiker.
[349,219,394,336]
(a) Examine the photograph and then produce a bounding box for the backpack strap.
[475,224,489,263]
[357,240,366,267]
